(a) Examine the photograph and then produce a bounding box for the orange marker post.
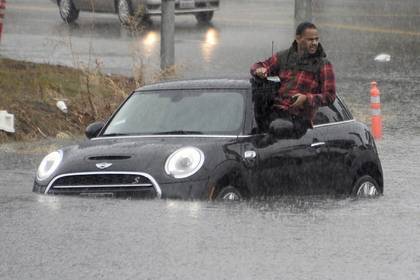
[370,81,382,139]
[0,0,5,43]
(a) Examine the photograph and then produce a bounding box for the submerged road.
[1,0,420,279]
[0,136,420,279]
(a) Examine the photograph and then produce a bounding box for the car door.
[312,99,355,195]
[249,126,321,196]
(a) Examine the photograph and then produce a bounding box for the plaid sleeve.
[250,53,281,77]
[306,62,336,107]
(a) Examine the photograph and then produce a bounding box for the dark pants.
[269,109,311,139]
[255,109,311,148]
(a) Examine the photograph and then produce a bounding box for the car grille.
[47,172,161,198]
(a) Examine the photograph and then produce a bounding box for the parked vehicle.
[52,0,220,25]
[33,79,383,201]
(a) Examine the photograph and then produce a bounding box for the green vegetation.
[0,58,138,143]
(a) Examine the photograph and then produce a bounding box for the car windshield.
[102,90,245,136]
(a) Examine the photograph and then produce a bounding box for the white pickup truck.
[52,0,219,25]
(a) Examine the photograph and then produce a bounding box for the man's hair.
[295,22,317,36]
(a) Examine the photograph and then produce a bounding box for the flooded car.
[33,79,383,200]
[53,0,220,25]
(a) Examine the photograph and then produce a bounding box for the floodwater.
[1,0,420,279]
[0,136,420,279]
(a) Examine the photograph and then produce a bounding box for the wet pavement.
[3,0,420,132]
[1,0,420,279]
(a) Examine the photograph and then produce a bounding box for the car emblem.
[96,162,112,169]
[132,177,142,184]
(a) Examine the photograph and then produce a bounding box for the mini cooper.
[33,79,383,200]
[53,0,220,25]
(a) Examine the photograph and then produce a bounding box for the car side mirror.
[85,121,104,139]
[269,118,295,138]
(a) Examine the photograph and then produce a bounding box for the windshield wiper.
[152,130,203,135]
[102,133,129,137]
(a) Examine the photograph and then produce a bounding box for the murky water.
[2,0,420,278]
[0,135,419,279]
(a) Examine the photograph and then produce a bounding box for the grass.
[0,57,139,143]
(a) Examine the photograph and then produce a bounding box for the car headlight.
[37,150,63,181]
[165,147,205,179]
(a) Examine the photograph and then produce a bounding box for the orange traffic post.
[370,81,382,139]
[0,0,5,43]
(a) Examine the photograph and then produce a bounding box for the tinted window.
[335,98,352,120]
[103,90,245,135]
[313,99,347,125]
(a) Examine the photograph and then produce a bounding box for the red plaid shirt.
[250,47,336,122]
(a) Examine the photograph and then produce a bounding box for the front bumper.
[33,172,209,200]
[139,0,219,15]
[159,178,209,199]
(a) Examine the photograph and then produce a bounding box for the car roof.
[136,79,251,92]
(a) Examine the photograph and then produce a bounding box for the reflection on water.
[205,28,218,45]
[141,31,159,58]
[201,28,219,63]
[166,200,203,218]
[2,134,420,279]
[134,27,220,62]
[37,195,62,211]
[134,26,220,66]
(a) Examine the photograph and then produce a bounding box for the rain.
[1,0,420,279]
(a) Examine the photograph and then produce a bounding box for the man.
[250,22,336,133]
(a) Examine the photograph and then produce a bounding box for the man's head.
[295,22,319,55]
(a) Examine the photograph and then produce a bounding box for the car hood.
[53,136,240,183]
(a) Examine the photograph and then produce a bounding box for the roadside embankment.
[0,57,139,143]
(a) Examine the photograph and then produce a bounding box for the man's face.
[296,28,319,55]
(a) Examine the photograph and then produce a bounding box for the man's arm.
[250,53,281,78]
[306,62,336,107]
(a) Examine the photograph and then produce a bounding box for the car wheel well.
[114,0,118,12]
[115,0,149,24]
[355,162,383,193]
[58,0,79,23]
[195,11,214,24]
[213,171,250,199]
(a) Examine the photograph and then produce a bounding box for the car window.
[313,99,347,125]
[103,90,245,135]
[335,97,353,120]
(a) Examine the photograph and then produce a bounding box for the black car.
[33,79,383,200]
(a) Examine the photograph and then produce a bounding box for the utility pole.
[160,0,175,70]
[295,0,312,26]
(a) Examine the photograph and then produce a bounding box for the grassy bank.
[0,58,139,143]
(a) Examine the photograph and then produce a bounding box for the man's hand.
[255,67,268,79]
[289,93,307,108]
